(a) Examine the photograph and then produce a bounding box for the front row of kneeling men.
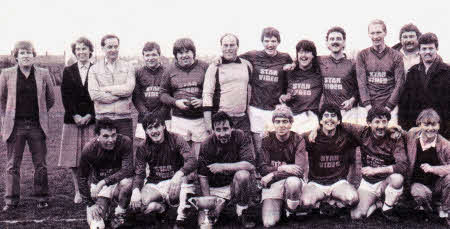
[80,104,450,228]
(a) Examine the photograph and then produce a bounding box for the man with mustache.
[129,112,197,226]
[405,109,450,225]
[335,107,408,222]
[198,111,257,228]
[258,104,306,227]
[301,104,359,218]
[133,42,170,139]
[78,119,134,229]
[319,26,360,124]
[1,41,55,211]
[399,33,450,138]
[88,34,136,142]
[356,19,405,126]
[392,24,422,73]
[160,38,209,158]
[203,33,252,136]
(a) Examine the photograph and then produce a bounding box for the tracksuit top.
[286,67,322,115]
[198,129,255,187]
[258,131,307,184]
[133,65,169,122]
[133,131,197,190]
[78,134,134,207]
[202,58,252,116]
[160,60,209,119]
[319,56,359,108]
[240,50,292,111]
[356,47,405,109]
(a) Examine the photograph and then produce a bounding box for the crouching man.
[302,104,359,217]
[406,109,450,225]
[338,107,408,222]
[258,105,306,227]
[129,112,197,225]
[78,119,134,229]
[198,112,257,228]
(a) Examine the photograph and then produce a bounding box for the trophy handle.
[215,197,226,207]
[188,197,199,210]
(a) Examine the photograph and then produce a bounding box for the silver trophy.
[188,196,226,229]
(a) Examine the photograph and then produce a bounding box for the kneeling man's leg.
[113,178,133,215]
[332,181,359,207]
[232,170,252,216]
[285,177,302,212]
[383,173,404,211]
[300,183,325,209]
[410,182,432,210]
[351,181,377,220]
[262,199,283,227]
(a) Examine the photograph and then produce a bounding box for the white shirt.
[418,133,437,151]
[105,58,116,73]
[77,62,90,86]
[400,48,420,75]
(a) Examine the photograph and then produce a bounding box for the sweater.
[286,67,322,115]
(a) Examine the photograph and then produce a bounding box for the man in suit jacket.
[0,41,55,211]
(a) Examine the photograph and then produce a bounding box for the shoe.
[110,213,127,229]
[381,208,400,223]
[320,202,338,217]
[2,204,17,212]
[37,202,49,209]
[238,209,255,228]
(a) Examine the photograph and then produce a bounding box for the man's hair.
[12,41,37,59]
[142,41,161,56]
[173,38,196,59]
[95,118,117,135]
[366,106,391,123]
[368,19,387,33]
[295,40,320,73]
[416,108,440,126]
[318,103,342,122]
[220,33,239,47]
[212,111,233,128]
[142,112,166,130]
[261,27,281,43]
[419,32,439,49]
[71,37,94,58]
[100,34,120,47]
[326,26,346,41]
[399,23,421,41]
[272,104,294,123]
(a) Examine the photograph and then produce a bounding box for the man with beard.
[392,24,422,73]
[198,111,256,228]
[88,34,135,141]
[301,104,359,218]
[319,26,360,124]
[398,33,450,138]
[336,107,408,222]
[279,40,322,134]
[78,119,134,229]
[405,109,450,225]
[258,104,306,227]
[129,112,197,226]
[160,38,209,157]
[203,33,253,135]
[133,42,170,139]
[356,19,405,126]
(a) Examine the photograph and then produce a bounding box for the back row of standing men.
[0,18,449,228]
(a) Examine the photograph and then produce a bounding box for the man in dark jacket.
[398,33,450,138]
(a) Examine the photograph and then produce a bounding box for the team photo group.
[1,18,449,228]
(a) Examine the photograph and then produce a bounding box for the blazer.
[0,65,55,141]
[406,129,450,181]
[61,62,95,124]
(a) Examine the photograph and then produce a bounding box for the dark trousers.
[410,174,450,212]
[111,118,133,144]
[5,120,48,205]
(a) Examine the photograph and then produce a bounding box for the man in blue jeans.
[0,40,55,211]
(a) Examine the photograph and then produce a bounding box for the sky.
[1,0,449,61]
